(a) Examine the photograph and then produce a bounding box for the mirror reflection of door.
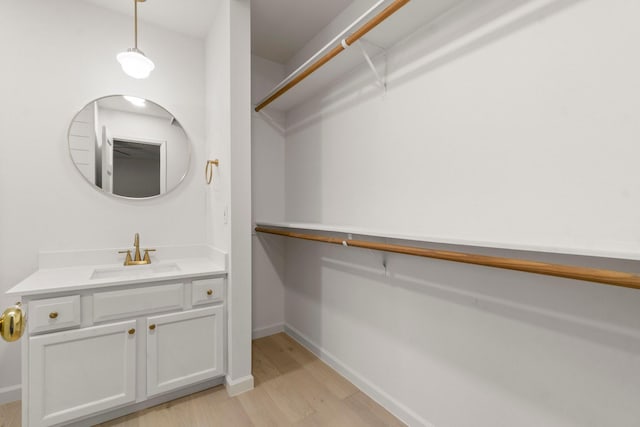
[100,125,112,193]
[112,138,166,198]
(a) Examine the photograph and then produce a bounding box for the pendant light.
[117,0,155,79]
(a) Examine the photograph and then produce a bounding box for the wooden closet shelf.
[255,225,640,291]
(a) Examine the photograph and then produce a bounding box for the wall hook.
[382,254,389,277]
[206,159,219,184]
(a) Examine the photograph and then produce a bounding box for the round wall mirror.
[68,95,191,199]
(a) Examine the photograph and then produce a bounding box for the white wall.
[278,0,640,425]
[286,0,640,259]
[228,0,253,393]
[205,0,253,394]
[284,240,640,427]
[0,0,205,401]
[205,1,231,251]
[251,55,286,338]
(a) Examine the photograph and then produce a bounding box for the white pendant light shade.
[117,48,155,79]
[118,0,154,79]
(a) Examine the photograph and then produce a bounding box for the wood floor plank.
[282,369,336,414]
[261,370,318,423]
[206,398,255,427]
[270,333,316,365]
[237,386,292,427]
[174,384,232,408]
[0,333,405,427]
[253,334,303,375]
[253,341,283,386]
[0,401,20,427]
[303,359,359,399]
[264,333,358,400]
[100,398,176,427]
[292,396,375,427]
[263,362,373,427]
[344,391,407,427]
[266,333,358,400]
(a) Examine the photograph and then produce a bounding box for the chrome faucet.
[119,233,156,266]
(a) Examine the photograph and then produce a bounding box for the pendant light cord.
[117,0,154,78]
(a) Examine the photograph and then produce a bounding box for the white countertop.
[7,246,227,297]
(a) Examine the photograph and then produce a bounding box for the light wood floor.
[0,333,404,427]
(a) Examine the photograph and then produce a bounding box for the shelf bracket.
[354,39,386,91]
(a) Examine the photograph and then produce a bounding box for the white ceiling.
[81,0,220,39]
[251,0,353,64]
[81,0,352,64]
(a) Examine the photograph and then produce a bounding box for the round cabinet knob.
[128,328,136,335]
[49,312,59,319]
[149,324,156,331]
[207,289,213,296]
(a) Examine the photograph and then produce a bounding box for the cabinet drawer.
[192,278,224,306]
[93,283,184,322]
[29,295,80,334]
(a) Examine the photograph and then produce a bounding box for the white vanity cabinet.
[146,305,224,396]
[20,275,226,427]
[28,321,137,427]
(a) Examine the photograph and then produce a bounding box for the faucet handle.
[143,249,156,263]
[118,250,133,266]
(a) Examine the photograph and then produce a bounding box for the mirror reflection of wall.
[68,95,190,199]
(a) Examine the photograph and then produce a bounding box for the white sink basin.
[90,263,181,280]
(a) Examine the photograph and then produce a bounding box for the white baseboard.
[252,322,285,339]
[0,384,20,405]
[225,374,254,396]
[284,324,433,427]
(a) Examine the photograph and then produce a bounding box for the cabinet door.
[147,306,224,397]
[28,321,137,427]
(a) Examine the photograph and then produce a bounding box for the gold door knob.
[49,312,58,319]
[0,304,25,342]
[149,324,156,331]
[128,328,136,335]
[207,289,213,296]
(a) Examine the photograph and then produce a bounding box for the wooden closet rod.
[255,226,640,291]
[254,0,410,112]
